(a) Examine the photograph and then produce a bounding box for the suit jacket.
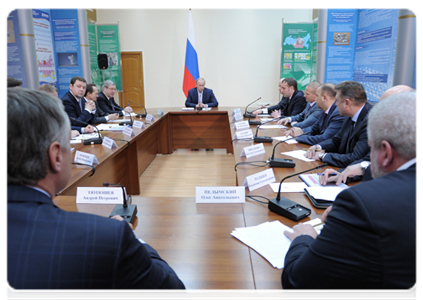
[61,91,95,126]
[268,90,306,117]
[92,101,108,124]
[185,87,218,107]
[282,163,416,289]
[318,102,372,168]
[97,91,124,116]
[7,185,185,289]
[296,102,345,145]
[291,102,322,129]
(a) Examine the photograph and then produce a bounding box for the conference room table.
[54,106,349,289]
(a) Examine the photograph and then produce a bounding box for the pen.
[303,148,324,152]
[313,222,325,228]
[316,173,338,176]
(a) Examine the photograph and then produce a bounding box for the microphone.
[268,132,310,168]
[108,102,133,126]
[70,117,102,145]
[243,97,261,118]
[253,118,279,143]
[268,164,328,221]
[103,182,138,224]
[248,103,270,125]
[127,100,147,118]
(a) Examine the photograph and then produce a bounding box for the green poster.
[96,24,122,90]
[281,22,313,91]
[311,19,318,82]
[87,23,100,87]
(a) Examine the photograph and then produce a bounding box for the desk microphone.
[109,103,133,126]
[243,97,261,118]
[268,132,310,168]
[268,163,328,220]
[127,100,147,118]
[253,118,279,143]
[70,117,102,145]
[103,182,138,224]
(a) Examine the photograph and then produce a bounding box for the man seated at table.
[251,77,306,118]
[304,81,372,168]
[278,81,322,129]
[61,76,97,127]
[39,83,94,138]
[284,83,345,145]
[7,87,185,289]
[97,80,133,116]
[185,77,219,108]
[85,83,119,123]
[282,91,416,289]
[319,84,415,185]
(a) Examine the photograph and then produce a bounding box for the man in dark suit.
[282,92,416,289]
[7,88,185,289]
[185,78,219,108]
[97,80,133,116]
[285,83,345,145]
[85,83,119,124]
[61,76,96,127]
[319,84,416,185]
[305,81,371,168]
[278,81,322,129]
[252,77,306,118]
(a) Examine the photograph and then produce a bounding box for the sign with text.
[76,187,124,204]
[74,150,99,166]
[240,143,266,158]
[234,120,250,130]
[102,136,117,149]
[243,169,276,192]
[146,114,155,122]
[195,186,245,203]
[122,126,135,136]
[234,129,254,140]
[132,120,145,129]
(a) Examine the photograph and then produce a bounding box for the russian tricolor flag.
[183,10,199,97]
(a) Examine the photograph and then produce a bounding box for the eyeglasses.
[107,87,117,91]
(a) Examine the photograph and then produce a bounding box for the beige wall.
[97,9,313,108]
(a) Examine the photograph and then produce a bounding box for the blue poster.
[353,9,399,103]
[7,10,27,87]
[324,9,359,85]
[32,9,57,87]
[50,9,83,97]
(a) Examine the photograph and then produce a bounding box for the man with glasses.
[97,80,133,116]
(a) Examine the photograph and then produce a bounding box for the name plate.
[234,129,254,140]
[232,108,241,115]
[234,120,250,130]
[102,136,118,149]
[146,114,155,122]
[195,186,245,203]
[157,109,164,116]
[123,126,135,136]
[74,150,99,166]
[233,112,243,121]
[240,143,266,158]
[76,187,124,204]
[132,120,146,129]
[243,169,276,191]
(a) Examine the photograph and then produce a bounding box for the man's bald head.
[380,85,414,101]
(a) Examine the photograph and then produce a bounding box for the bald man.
[319,84,415,185]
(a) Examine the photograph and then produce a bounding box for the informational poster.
[97,24,122,90]
[324,9,359,85]
[310,19,318,82]
[51,9,83,97]
[87,22,100,87]
[353,9,399,103]
[281,22,313,91]
[32,9,57,87]
[7,10,27,87]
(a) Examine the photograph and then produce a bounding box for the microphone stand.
[243,97,261,118]
[128,100,147,118]
[268,132,310,168]
[70,117,103,145]
[268,164,328,220]
[253,118,280,143]
[103,182,138,224]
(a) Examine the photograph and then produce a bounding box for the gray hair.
[102,80,115,90]
[196,78,205,85]
[8,88,71,186]
[368,91,416,160]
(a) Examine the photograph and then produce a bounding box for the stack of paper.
[231,218,323,269]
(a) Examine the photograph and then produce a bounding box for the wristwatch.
[360,161,370,172]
